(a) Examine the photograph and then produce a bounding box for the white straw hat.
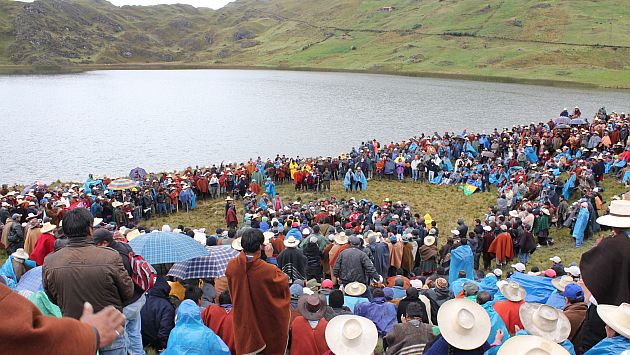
[597,303,630,339]
[334,232,349,245]
[344,281,367,296]
[596,200,630,228]
[499,281,527,302]
[437,299,491,350]
[424,235,436,246]
[498,335,570,355]
[325,315,378,355]
[231,237,242,251]
[11,248,29,260]
[283,236,300,248]
[40,222,57,234]
[519,303,571,343]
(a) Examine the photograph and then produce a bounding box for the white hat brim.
[596,214,630,228]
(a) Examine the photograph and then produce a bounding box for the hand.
[494,329,505,344]
[264,244,273,258]
[80,302,126,349]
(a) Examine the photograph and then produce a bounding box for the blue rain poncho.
[583,336,630,355]
[265,180,276,199]
[481,301,510,345]
[162,300,230,355]
[562,173,576,200]
[478,275,499,297]
[524,146,539,163]
[496,273,556,303]
[353,170,368,190]
[572,207,589,247]
[448,245,474,285]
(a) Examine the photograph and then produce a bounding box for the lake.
[1,69,629,184]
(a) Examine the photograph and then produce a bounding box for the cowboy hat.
[597,303,630,339]
[483,225,492,231]
[225,196,234,201]
[92,217,103,227]
[520,303,571,343]
[297,294,326,321]
[126,229,141,241]
[262,231,274,246]
[497,335,570,355]
[11,248,29,260]
[437,299,491,350]
[26,213,37,220]
[344,281,367,296]
[424,235,436,246]
[541,208,550,216]
[325,315,378,355]
[551,275,575,292]
[499,281,527,302]
[334,232,349,245]
[111,201,123,208]
[284,236,300,248]
[596,200,630,228]
[231,237,242,251]
[40,222,57,234]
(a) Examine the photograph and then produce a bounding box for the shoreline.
[0,63,627,90]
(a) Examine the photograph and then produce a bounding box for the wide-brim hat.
[483,225,492,231]
[551,275,574,292]
[297,294,326,321]
[126,229,141,241]
[284,236,300,248]
[92,217,103,227]
[541,208,550,216]
[520,303,571,343]
[344,281,367,296]
[11,248,29,260]
[424,236,436,246]
[112,201,123,208]
[597,303,630,339]
[500,281,527,302]
[225,196,234,202]
[231,237,242,251]
[40,222,57,234]
[334,232,349,245]
[596,200,630,228]
[325,315,378,355]
[262,231,274,246]
[437,299,491,350]
[497,335,570,355]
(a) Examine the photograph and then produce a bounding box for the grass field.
[142,177,626,271]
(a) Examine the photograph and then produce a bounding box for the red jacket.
[290,316,329,355]
[201,305,235,354]
[30,233,56,266]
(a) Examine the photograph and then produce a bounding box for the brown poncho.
[226,252,291,354]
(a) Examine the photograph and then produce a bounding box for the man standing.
[93,229,147,355]
[43,208,133,355]
[488,225,514,269]
[333,235,381,295]
[226,228,291,354]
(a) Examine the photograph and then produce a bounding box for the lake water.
[1,69,629,184]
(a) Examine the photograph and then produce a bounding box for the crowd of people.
[0,105,629,354]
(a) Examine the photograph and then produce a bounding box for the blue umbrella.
[167,246,240,279]
[129,167,147,180]
[16,266,43,294]
[128,232,208,265]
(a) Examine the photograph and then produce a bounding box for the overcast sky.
[18,0,235,9]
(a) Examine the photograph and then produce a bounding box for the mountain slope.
[1,0,629,87]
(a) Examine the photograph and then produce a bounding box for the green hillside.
[1,0,629,87]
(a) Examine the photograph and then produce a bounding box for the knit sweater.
[384,321,435,355]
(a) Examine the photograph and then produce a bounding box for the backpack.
[128,252,157,291]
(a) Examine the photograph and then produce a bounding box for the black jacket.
[396,295,429,323]
[109,241,144,304]
[140,276,175,350]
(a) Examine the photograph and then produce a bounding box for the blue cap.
[563,283,584,299]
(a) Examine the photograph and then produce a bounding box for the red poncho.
[290,316,329,355]
[487,232,514,263]
[226,253,291,354]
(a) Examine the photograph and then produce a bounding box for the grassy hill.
[0,0,629,87]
